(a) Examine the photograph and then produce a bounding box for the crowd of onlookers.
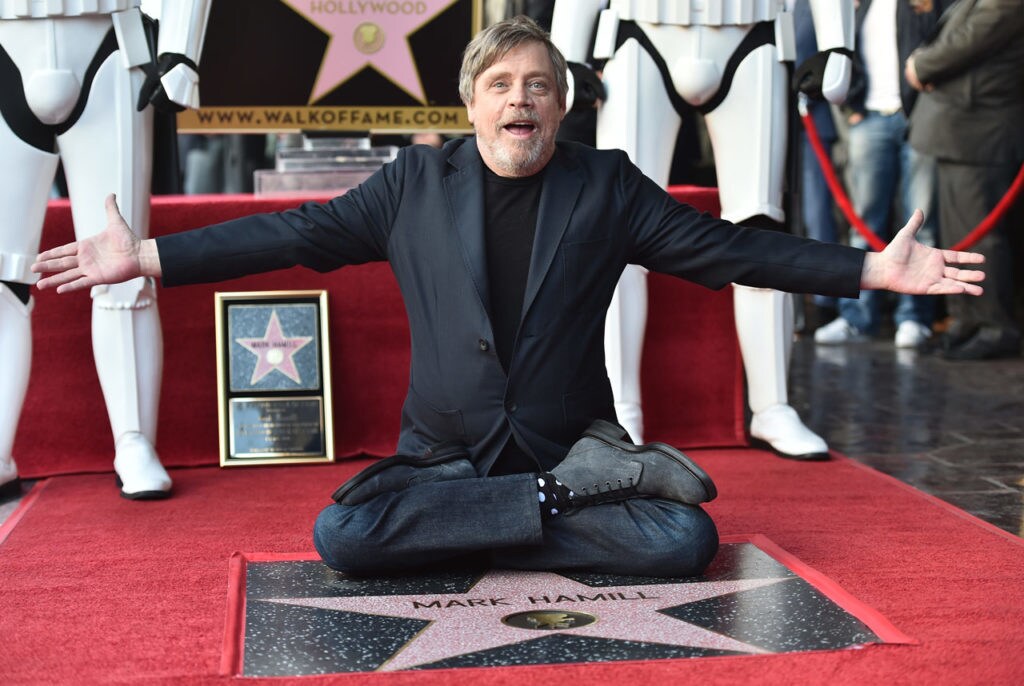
[805,0,1023,361]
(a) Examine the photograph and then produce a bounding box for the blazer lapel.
[521,148,583,320]
[444,140,491,316]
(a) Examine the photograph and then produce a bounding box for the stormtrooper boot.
[93,278,171,499]
[733,285,829,460]
[0,283,32,498]
[113,432,171,499]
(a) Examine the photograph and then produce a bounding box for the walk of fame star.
[236,542,896,676]
[235,310,313,384]
[281,0,459,103]
[264,570,782,671]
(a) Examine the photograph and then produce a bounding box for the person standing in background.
[907,0,1024,360]
[815,0,954,349]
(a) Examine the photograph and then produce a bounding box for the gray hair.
[458,15,569,107]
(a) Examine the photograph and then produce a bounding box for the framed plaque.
[215,291,334,466]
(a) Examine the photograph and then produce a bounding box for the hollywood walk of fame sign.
[215,291,334,466]
[227,539,913,676]
[177,0,481,133]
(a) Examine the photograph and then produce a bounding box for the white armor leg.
[596,37,681,444]
[0,286,32,493]
[705,43,828,459]
[0,73,61,493]
[57,33,169,498]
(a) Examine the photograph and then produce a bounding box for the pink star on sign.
[282,0,459,104]
[265,569,782,671]
[236,310,313,385]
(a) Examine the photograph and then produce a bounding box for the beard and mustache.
[479,111,554,177]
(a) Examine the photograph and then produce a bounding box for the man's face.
[466,41,566,178]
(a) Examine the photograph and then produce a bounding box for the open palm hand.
[872,210,985,296]
[32,194,143,293]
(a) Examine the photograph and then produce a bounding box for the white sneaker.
[814,317,867,345]
[895,321,932,349]
[750,404,830,461]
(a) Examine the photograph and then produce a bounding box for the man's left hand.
[905,55,928,92]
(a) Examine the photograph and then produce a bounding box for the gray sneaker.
[552,420,717,507]
[331,442,476,505]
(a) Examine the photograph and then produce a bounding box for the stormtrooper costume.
[551,0,853,459]
[0,0,210,498]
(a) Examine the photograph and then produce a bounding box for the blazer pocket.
[405,386,467,443]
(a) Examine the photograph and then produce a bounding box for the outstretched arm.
[31,194,162,293]
[860,209,985,295]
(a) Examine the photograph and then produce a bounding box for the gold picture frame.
[214,290,334,466]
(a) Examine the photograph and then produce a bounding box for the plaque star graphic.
[235,310,313,385]
[264,570,787,671]
[281,0,459,104]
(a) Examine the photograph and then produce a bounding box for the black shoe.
[551,419,717,507]
[940,324,978,352]
[942,329,1021,361]
[331,441,476,505]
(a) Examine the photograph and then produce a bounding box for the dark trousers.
[312,473,719,577]
[936,159,1021,342]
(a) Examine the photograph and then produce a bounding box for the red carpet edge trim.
[0,479,50,547]
[220,551,323,676]
[220,552,249,677]
[835,453,1024,548]
[725,534,917,646]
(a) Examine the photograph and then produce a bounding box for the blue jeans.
[802,133,840,308]
[313,473,719,577]
[838,111,937,334]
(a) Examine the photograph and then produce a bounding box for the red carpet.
[1,452,1023,684]
[15,188,742,478]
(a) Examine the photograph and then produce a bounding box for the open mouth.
[503,121,537,137]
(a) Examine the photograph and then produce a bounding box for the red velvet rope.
[800,111,1024,252]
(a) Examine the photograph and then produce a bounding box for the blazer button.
[478,338,489,351]
[507,401,518,413]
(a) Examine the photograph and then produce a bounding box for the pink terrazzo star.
[266,569,786,670]
[282,0,459,103]
[235,310,313,384]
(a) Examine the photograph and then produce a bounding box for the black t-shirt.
[483,165,542,372]
[483,165,544,475]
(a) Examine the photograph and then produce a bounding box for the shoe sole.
[115,476,172,500]
[749,437,831,462]
[331,445,469,503]
[583,423,717,502]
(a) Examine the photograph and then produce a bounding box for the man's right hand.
[31,194,160,294]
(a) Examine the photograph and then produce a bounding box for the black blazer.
[158,138,864,471]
